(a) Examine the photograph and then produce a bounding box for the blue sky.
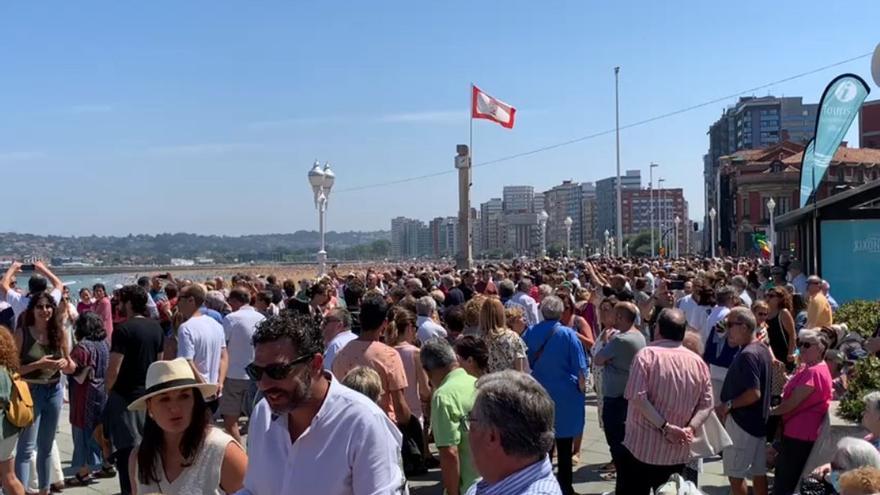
[1,1,878,236]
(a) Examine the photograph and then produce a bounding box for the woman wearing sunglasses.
[128,358,247,495]
[14,292,75,495]
[769,329,833,495]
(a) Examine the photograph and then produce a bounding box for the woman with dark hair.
[453,335,489,378]
[65,312,111,485]
[129,358,246,494]
[792,293,809,331]
[766,287,797,371]
[14,292,75,495]
[0,326,26,495]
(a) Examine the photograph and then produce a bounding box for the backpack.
[6,373,34,428]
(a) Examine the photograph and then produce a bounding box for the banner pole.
[469,84,474,164]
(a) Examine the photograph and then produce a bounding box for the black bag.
[798,475,835,495]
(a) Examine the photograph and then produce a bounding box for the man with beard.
[239,312,406,495]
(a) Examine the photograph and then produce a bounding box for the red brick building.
[861,99,880,149]
[621,188,688,255]
[720,141,880,256]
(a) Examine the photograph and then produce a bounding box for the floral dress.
[485,329,528,373]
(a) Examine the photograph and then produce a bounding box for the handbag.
[689,411,733,458]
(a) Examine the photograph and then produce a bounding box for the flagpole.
[469,83,474,165]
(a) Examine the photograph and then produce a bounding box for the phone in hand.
[668,280,685,291]
[20,264,36,272]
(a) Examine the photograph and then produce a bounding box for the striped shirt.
[465,457,562,495]
[622,340,713,466]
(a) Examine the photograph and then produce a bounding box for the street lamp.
[674,215,681,259]
[308,160,335,276]
[538,210,549,257]
[709,207,717,259]
[649,163,659,258]
[767,198,776,265]
[564,216,573,258]
[603,229,610,257]
[625,242,630,258]
[658,178,666,257]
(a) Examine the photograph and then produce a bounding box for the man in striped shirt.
[466,371,562,495]
[617,308,714,495]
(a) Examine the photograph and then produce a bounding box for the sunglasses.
[245,354,312,381]
[797,341,814,349]
[34,304,53,311]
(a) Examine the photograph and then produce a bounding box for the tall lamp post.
[649,162,659,257]
[564,216,573,258]
[308,160,335,276]
[709,207,717,259]
[658,178,666,256]
[604,229,610,257]
[538,210,549,257]
[674,215,681,259]
[767,198,776,265]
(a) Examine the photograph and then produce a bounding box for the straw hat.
[127,358,218,411]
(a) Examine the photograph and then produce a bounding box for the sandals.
[64,473,93,487]
[93,463,117,479]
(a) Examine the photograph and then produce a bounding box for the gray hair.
[516,279,532,293]
[728,307,757,334]
[498,279,516,299]
[328,308,352,330]
[405,277,423,289]
[440,274,455,288]
[540,296,564,321]
[832,437,880,471]
[864,391,880,415]
[537,284,553,299]
[420,338,457,371]
[415,296,436,317]
[341,366,383,403]
[471,371,555,458]
[731,275,748,290]
[716,286,736,306]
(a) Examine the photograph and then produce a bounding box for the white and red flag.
[471,85,516,129]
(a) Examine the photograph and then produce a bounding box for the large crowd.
[0,256,878,495]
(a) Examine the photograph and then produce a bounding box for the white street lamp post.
[538,210,549,257]
[564,216,573,258]
[308,160,335,276]
[674,215,681,259]
[625,242,630,258]
[604,229,610,257]
[649,163,659,258]
[767,198,776,264]
[709,207,717,259]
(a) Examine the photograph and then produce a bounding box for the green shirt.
[430,368,478,495]
[0,367,20,439]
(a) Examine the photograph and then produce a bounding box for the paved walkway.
[43,399,742,495]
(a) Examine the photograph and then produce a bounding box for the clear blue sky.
[1,1,877,236]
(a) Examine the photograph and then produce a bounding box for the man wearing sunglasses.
[239,313,406,495]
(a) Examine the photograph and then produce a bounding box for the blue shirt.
[200,306,224,325]
[466,457,561,495]
[522,320,588,438]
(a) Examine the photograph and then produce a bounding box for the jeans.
[553,437,575,495]
[601,396,628,467]
[616,446,685,495]
[773,436,815,495]
[71,426,102,471]
[15,381,63,491]
[116,447,134,495]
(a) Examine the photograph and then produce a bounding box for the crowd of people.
[0,255,876,494]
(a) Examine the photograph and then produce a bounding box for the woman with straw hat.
[127,358,247,495]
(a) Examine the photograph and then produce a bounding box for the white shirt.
[508,292,540,327]
[6,288,62,328]
[791,273,808,295]
[676,295,698,323]
[236,374,407,495]
[702,306,731,347]
[178,314,227,385]
[222,306,266,380]
[416,316,447,345]
[145,292,159,319]
[323,330,358,371]
[737,290,753,309]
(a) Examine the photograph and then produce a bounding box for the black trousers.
[615,446,685,495]
[116,447,133,495]
[601,396,628,467]
[773,436,815,495]
[553,437,575,495]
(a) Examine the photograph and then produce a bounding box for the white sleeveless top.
[136,427,235,495]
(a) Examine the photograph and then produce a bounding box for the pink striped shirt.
[622,340,713,466]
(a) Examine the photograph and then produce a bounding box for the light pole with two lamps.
[767,198,776,264]
[538,210,549,257]
[564,216,573,258]
[709,207,717,259]
[308,160,335,276]
[603,229,610,257]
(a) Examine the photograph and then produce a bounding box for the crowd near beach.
[0,256,878,495]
